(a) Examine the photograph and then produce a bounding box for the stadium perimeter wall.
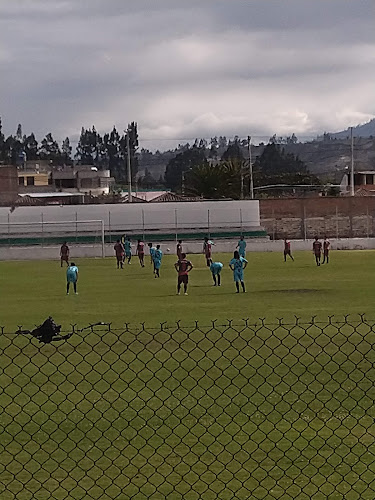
[1,238,375,261]
[0,200,261,233]
[260,197,375,239]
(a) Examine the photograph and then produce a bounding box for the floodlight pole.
[350,127,354,197]
[248,136,254,199]
[126,127,132,203]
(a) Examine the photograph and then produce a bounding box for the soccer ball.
[166,248,170,252]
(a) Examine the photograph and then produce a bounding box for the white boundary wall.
[0,200,260,233]
[1,238,375,261]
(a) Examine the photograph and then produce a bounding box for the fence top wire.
[0,313,373,337]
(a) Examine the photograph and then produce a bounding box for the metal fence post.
[142,209,145,241]
[41,213,44,247]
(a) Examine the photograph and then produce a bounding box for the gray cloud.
[0,0,374,149]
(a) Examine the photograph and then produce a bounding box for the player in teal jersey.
[209,259,223,286]
[236,235,247,258]
[66,262,79,295]
[124,237,132,264]
[229,251,248,293]
[153,245,163,278]
[148,243,157,273]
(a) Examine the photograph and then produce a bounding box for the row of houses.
[0,163,198,206]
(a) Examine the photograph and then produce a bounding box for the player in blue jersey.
[209,259,223,286]
[229,251,248,293]
[66,262,79,295]
[124,237,132,264]
[148,243,157,273]
[153,245,163,278]
[236,236,247,258]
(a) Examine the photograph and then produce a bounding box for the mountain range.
[329,118,375,139]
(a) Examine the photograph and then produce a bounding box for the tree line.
[0,116,319,197]
[0,118,138,183]
[164,138,320,199]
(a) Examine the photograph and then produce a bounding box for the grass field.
[0,249,375,329]
[1,250,375,499]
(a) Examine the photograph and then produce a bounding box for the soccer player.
[124,237,132,264]
[209,259,223,286]
[229,250,248,293]
[153,244,163,278]
[175,252,193,295]
[176,240,183,260]
[322,236,331,264]
[114,239,125,269]
[284,237,294,262]
[203,237,214,267]
[313,236,322,266]
[148,242,156,268]
[136,239,145,267]
[66,262,78,295]
[236,236,247,258]
[60,242,69,267]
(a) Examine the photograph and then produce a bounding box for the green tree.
[39,133,61,165]
[75,126,102,165]
[221,140,243,161]
[184,163,224,198]
[61,137,73,165]
[164,146,207,192]
[23,133,39,160]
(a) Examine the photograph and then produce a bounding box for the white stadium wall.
[0,200,261,234]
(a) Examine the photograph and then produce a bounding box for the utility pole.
[248,136,254,199]
[126,127,132,203]
[350,127,354,197]
[240,164,244,200]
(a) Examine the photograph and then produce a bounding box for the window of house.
[26,176,35,186]
[366,174,373,185]
[18,176,24,186]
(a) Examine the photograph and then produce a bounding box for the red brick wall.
[259,197,375,239]
[260,197,375,218]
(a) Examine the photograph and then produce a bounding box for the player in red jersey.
[322,236,331,264]
[175,252,193,295]
[60,242,70,267]
[114,239,125,269]
[313,236,322,266]
[136,240,145,267]
[283,237,294,262]
[176,240,183,260]
[203,237,214,267]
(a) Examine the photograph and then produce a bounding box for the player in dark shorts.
[313,236,322,266]
[203,237,213,267]
[137,240,145,267]
[176,240,183,260]
[284,237,294,262]
[175,252,193,295]
[322,237,331,264]
[60,242,70,267]
[114,239,125,269]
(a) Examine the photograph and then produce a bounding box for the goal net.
[0,219,105,257]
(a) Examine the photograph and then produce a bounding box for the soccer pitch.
[1,250,375,499]
[0,250,374,329]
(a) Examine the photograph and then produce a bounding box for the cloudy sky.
[0,0,374,150]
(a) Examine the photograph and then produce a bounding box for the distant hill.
[329,118,375,139]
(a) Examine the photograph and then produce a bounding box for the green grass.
[0,250,375,329]
[1,251,375,499]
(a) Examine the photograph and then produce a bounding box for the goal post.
[0,219,106,258]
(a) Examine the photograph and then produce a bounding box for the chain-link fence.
[1,316,375,499]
